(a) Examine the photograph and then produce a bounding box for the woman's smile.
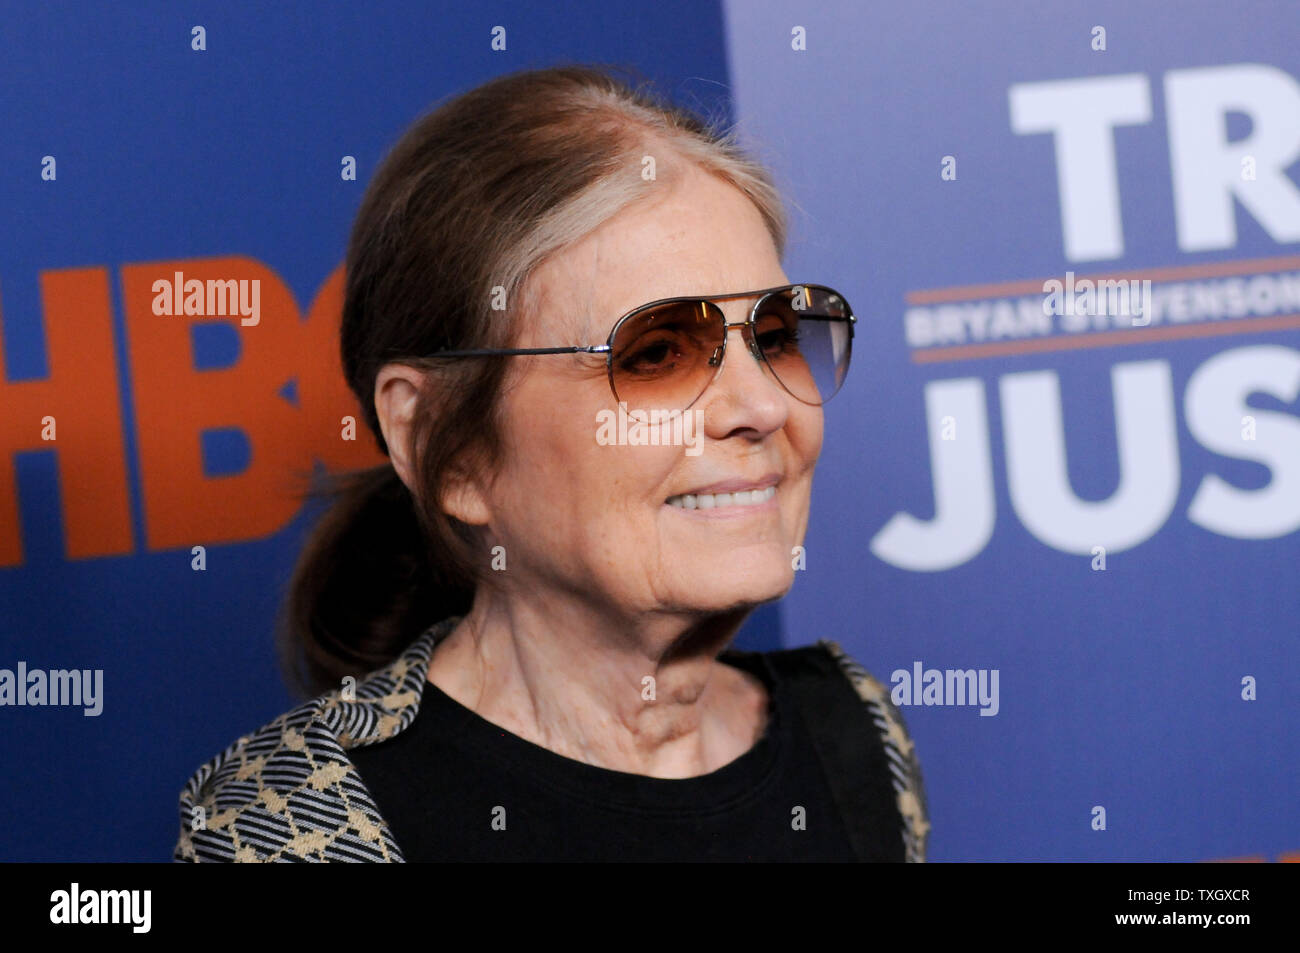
[664,477,781,513]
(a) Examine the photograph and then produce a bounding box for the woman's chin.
[666,565,796,613]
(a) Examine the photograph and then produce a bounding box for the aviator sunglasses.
[431,283,856,412]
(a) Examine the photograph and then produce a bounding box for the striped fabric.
[174,618,929,862]
[818,640,931,863]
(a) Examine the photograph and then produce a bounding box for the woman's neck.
[425,596,770,778]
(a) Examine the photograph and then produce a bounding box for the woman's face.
[474,163,824,620]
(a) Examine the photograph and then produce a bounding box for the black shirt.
[350,645,897,861]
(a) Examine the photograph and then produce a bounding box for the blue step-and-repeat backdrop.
[1,1,1296,861]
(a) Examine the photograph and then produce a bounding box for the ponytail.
[275,464,472,698]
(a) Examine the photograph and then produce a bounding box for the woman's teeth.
[666,486,777,510]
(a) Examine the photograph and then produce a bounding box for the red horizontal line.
[905,255,1300,305]
[910,313,1300,363]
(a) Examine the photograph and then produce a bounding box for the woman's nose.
[700,324,789,432]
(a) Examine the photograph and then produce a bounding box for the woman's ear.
[438,461,492,527]
[374,363,427,493]
[374,362,492,526]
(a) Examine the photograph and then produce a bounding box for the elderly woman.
[173,64,928,863]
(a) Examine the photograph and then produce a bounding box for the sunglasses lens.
[607,287,854,411]
[609,300,723,411]
[753,286,853,404]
